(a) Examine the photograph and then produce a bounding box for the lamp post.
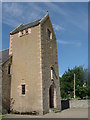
[74,73,76,99]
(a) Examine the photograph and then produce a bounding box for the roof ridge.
[23,19,41,27]
[10,11,49,35]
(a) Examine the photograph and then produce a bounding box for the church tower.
[9,12,61,115]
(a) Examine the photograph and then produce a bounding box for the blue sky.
[2,2,88,76]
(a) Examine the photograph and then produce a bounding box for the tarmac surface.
[5,108,88,118]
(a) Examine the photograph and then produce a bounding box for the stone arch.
[49,84,56,108]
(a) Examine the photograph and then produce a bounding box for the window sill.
[21,94,25,97]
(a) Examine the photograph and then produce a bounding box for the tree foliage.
[60,66,89,99]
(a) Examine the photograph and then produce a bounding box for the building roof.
[10,11,49,35]
[0,49,9,65]
[10,19,41,35]
[0,12,50,66]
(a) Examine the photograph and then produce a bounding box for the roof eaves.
[2,55,12,66]
[10,19,41,35]
[10,24,23,35]
[19,19,41,31]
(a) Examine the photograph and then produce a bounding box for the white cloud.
[2,3,45,27]
[57,40,82,47]
[2,2,88,33]
[53,24,65,32]
[76,42,82,47]
[57,40,73,45]
[44,2,88,32]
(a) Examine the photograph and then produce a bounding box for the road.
[5,108,88,118]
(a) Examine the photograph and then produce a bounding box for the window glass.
[26,29,28,34]
[8,64,11,75]
[22,85,25,95]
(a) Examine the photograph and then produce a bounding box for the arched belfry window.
[47,29,52,39]
[8,64,11,75]
[51,66,54,80]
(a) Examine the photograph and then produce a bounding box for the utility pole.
[74,73,76,99]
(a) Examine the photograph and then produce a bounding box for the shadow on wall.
[61,100,70,110]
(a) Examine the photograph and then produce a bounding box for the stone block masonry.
[70,100,89,108]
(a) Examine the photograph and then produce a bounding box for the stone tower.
[9,12,61,115]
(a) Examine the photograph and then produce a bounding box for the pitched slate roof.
[0,49,9,65]
[10,11,50,35]
[10,19,41,35]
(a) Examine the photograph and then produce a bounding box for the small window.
[8,64,11,75]
[21,31,24,35]
[47,29,52,39]
[25,29,28,34]
[22,85,25,95]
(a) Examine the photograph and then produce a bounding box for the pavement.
[4,108,88,118]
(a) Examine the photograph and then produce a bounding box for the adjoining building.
[1,11,61,115]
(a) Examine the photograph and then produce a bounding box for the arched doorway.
[49,85,54,108]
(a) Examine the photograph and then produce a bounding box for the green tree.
[60,66,89,99]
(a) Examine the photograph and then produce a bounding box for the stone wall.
[70,100,88,108]
[41,14,61,114]
[2,57,12,114]
[0,49,10,114]
[10,25,43,114]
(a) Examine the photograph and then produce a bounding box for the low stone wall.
[70,100,89,108]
